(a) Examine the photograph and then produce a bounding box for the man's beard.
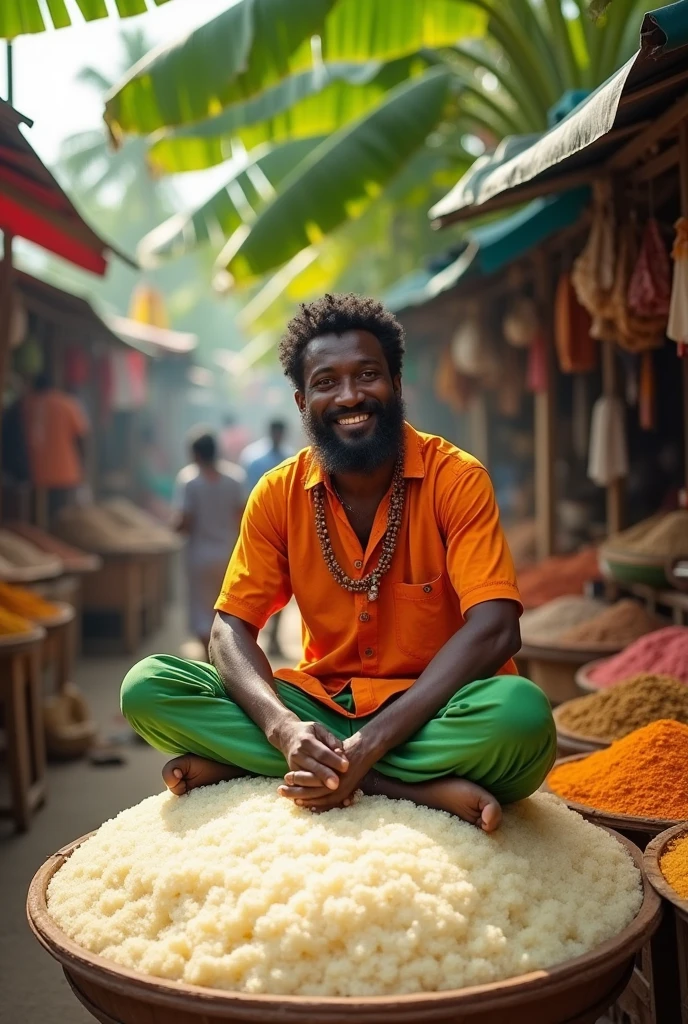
[303,393,405,474]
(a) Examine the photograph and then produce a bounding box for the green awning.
[431,1,688,226]
[388,188,589,314]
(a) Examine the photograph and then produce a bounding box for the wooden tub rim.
[552,701,611,752]
[545,753,683,833]
[575,658,616,693]
[519,642,623,665]
[644,823,688,920]
[27,829,661,1017]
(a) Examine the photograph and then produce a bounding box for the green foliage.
[215,69,452,284]
[0,0,172,38]
[104,0,486,137]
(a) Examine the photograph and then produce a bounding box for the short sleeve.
[440,464,522,617]
[214,472,292,629]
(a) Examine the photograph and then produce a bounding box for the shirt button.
[354,559,363,569]
[364,647,374,657]
[359,612,370,623]
[423,585,433,593]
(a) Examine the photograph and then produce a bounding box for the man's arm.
[358,599,520,760]
[209,612,348,788]
[279,600,520,807]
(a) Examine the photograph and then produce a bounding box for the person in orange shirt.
[122,294,555,832]
[23,371,90,520]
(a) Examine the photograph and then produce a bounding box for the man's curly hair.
[278,293,405,389]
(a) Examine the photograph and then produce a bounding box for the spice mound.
[47,781,642,998]
[0,580,60,621]
[661,836,688,899]
[518,548,600,609]
[588,627,688,688]
[606,510,688,558]
[556,675,688,742]
[558,599,661,649]
[548,719,688,819]
[520,596,605,647]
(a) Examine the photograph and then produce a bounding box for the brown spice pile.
[606,510,688,558]
[520,596,605,646]
[558,599,662,648]
[557,674,688,741]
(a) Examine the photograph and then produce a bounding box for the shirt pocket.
[393,573,446,662]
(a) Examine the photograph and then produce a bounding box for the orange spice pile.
[548,719,688,819]
[661,837,688,899]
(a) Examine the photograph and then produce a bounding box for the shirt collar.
[303,421,425,491]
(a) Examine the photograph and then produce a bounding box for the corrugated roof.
[430,1,688,226]
[388,189,589,314]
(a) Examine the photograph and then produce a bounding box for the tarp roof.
[431,1,688,226]
[0,99,132,274]
[388,188,590,314]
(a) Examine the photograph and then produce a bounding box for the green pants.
[121,656,556,804]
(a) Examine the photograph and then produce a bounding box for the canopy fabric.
[16,271,123,348]
[0,100,129,274]
[107,315,197,357]
[388,189,590,314]
[431,1,688,225]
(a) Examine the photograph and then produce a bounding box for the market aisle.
[0,598,303,1024]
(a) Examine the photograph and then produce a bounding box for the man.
[174,428,246,653]
[240,419,293,657]
[122,294,555,832]
[23,370,90,522]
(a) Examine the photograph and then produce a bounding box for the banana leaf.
[148,55,427,173]
[138,136,323,266]
[216,68,452,285]
[104,0,485,138]
[0,0,172,37]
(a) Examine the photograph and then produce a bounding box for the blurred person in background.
[219,413,251,463]
[175,428,246,654]
[240,420,293,657]
[23,370,90,522]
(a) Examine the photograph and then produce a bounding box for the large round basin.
[27,829,660,1024]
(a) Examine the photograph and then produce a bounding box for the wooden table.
[0,627,47,832]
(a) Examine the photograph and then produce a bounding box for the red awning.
[0,99,133,275]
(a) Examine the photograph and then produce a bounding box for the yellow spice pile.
[47,780,642,998]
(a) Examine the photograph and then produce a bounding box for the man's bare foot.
[162,754,246,796]
[362,772,502,832]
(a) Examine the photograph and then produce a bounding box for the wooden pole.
[679,119,688,496]
[468,392,489,467]
[0,42,15,523]
[601,340,624,536]
[533,250,556,560]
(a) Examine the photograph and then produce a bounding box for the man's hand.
[278,730,378,810]
[274,719,349,791]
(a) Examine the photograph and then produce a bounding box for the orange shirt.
[216,422,521,717]
[24,390,88,489]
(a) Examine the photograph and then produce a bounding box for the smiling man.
[121,294,555,832]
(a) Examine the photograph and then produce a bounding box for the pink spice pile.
[589,626,688,688]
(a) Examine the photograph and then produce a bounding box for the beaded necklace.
[312,457,405,602]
